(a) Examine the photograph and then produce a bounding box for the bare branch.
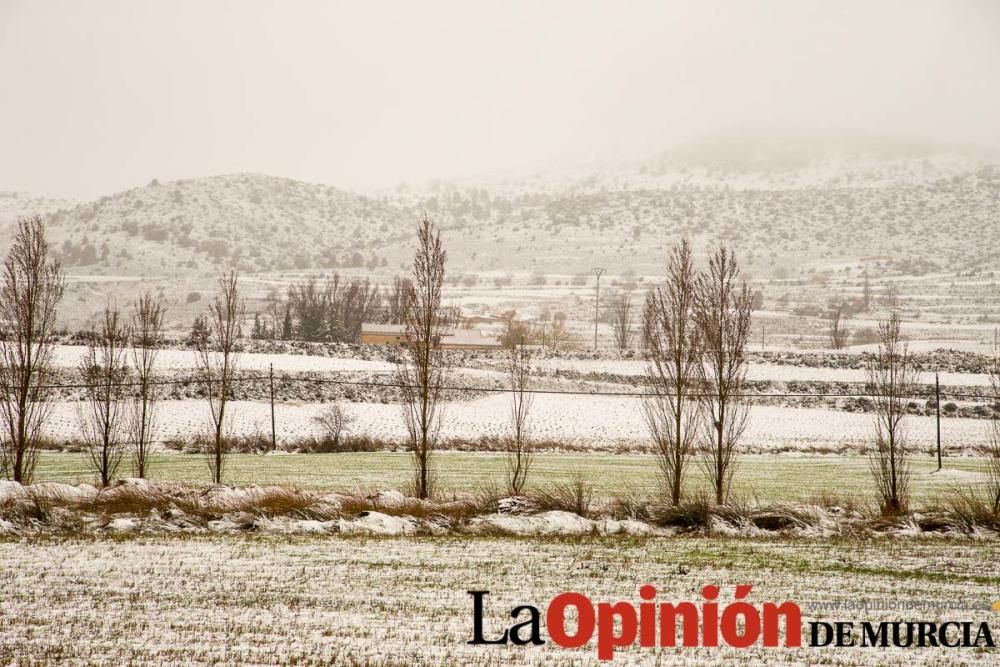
[505,344,534,495]
[642,239,701,505]
[197,269,245,484]
[0,214,65,484]
[866,311,915,514]
[129,292,164,478]
[396,217,448,499]
[611,291,634,351]
[78,301,130,487]
[693,244,752,505]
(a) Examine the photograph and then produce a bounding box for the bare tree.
[287,276,330,342]
[396,218,448,499]
[866,312,916,514]
[500,314,532,349]
[642,240,702,505]
[547,312,572,351]
[78,302,131,487]
[333,278,382,341]
[386,276,414,325]
[827,301,850,350]
[264,288,284,340]
[505,344,534,495]
[611,291,634,351]
[197,270,246,484]
[988,350,1000,513]
[313,403,354,449]
[129,292,164,478]
[0,215,65,484]
[693,245,753,505]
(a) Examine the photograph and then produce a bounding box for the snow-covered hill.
[34,173,413,275]
[3,142,998,278]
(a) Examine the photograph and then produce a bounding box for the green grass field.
[33,451,990,507]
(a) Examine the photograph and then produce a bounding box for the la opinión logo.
[469,585,800,660]
[467,586,996,661]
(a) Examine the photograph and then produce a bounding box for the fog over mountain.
[1,1,998,199]
[0,1,998,321]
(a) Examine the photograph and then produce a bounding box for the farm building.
[360,323,502,350]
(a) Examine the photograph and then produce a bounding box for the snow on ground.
[532,357,992,386]
[50,344,994,387]
[50,345,395,373]
[0,536,996,665]
[42,394,992,452]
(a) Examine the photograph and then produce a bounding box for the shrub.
[530,473,593,517]
[312,404,354,449]
[296,434,386,454]
[932,488,1000,532]
[650,496,712,529]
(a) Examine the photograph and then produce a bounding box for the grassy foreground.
[33,451,989,506]
[0,534,996,665]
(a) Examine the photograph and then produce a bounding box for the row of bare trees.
[4,214,999,516]
[393,217,539,498]
[76,270,243,487]
[79,269,243,487]
[639,240,974,515]
[75,295,167,486]
[251,272,423,345]
[641,241,753,505]
[0,215,404,496]
[0,214,248,487]
[393,225,1000,515]
[640,240,945,515]
[280,275,381,342]
[0,216,171,486]
[499,311,573,351]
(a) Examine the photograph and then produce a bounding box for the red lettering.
[597,602,638,660]
[547,592,595,649]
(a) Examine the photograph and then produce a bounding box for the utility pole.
[935,372,942,471]
[592,267,605,351]
[269,363,277,452]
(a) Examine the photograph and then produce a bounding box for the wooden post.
[935,372,942,471]
[269,363,276,452]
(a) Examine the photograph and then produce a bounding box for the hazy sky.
[1,0,998,199]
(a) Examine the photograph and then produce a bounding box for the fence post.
[270,363,276,452]
[935,372,942,471]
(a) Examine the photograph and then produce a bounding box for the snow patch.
[339,511,416,535]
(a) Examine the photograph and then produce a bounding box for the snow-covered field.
[50,344,994,387]
[0,535,995,665]
[532,357,993,387]
[37,344,999,454]
[50,345,396,374]
[41,395,993,453]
